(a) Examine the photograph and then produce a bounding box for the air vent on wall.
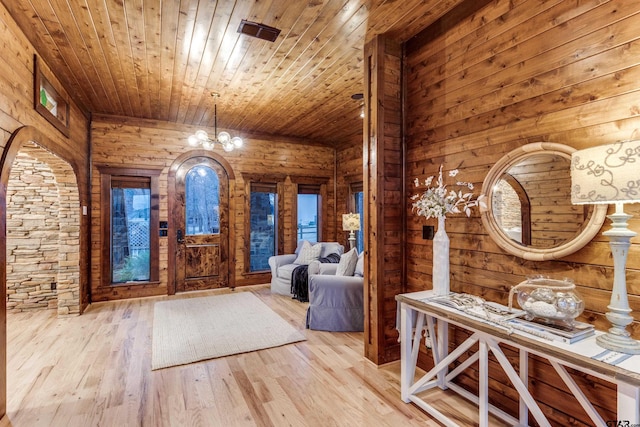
[237,20,281,42]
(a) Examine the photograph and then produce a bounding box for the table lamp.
[342,213,360,250]
[571,140,640,354]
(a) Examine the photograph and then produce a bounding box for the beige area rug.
[152,292,306,370]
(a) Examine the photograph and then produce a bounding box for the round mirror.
[480,142,607,261]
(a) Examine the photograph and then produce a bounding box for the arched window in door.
[185,166,220,235]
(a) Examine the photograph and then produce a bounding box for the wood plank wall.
[90,116,337,301]
[336,132,364,248]
[401,0,640,424]
[0,2,91,417]
[364,35,404,364]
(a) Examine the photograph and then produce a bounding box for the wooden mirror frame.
[480,142,607,261]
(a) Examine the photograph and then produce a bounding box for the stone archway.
[6,142,80,315]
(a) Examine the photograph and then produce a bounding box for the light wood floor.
[1,285,504,426]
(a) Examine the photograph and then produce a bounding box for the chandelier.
[187,93,243,152]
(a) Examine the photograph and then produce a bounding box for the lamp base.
[596,332,640,355]
[597,205,640,355]
[348,233,356,251]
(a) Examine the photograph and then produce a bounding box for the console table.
[396,291,640,427]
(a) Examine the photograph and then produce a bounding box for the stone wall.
[6,152,59,311]
[6,144,81,315]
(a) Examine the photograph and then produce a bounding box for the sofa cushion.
[276,263,299,280]
[294,240,344,258]
[354,251,364,277]
[294,241,322,265]
[336,248,358,276]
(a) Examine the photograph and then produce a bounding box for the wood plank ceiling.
[3,0,466,144]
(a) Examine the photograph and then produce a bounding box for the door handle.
[177,229,184,244]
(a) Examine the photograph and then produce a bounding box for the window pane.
[111,187,151,283]
[186,166,220,235]
[297,193,318,242]
[354,191,364,253]
[250,191,276,271]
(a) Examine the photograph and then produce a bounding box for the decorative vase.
[432,215,450,295]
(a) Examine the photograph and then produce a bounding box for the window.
[249,183,278,272]
[350,182,364,253]
[298,184,321,242]
[185,165,220,235]
[99,167,160,286]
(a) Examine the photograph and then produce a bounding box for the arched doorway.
[1,126,86,417]
[167,150,236,294]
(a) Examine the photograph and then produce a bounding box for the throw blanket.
[291,253,341,302]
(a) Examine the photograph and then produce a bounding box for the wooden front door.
[174,157,229,292]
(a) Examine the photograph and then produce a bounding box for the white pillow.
[295,240,310,255]
[336,248,358,276]
[294,241,322,265]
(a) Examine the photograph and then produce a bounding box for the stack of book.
[506,317,595,344]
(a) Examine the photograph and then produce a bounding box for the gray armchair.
[305,254,364,332]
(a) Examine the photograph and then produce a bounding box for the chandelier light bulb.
[222,142,234,152]
[202,140,214,150]
[195,129,209,141]
[232,136,243,148]
[187,135,200,147]
[217,131,231,144]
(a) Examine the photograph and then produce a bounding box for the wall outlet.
[422,225,434,240]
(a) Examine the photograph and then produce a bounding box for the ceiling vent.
[237,20,281,42]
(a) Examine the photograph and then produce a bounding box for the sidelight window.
[111,178,151,283]
[351,182,364,253]
[297,185,321,242]
[99,167,160,286]
[249,183,278,272]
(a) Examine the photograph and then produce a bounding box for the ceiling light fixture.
[351,93,365,119]
[187,93,243,152]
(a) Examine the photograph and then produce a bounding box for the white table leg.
[519,348,528,427]
[436,317,449,389]
[400,303,415,403]
[617,382,640,423]
[479,340,489,427]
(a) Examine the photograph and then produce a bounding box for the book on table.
[506,317,595,344]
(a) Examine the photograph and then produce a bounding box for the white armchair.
[268,241,344,296]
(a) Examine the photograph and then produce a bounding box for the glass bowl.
[509,277,584,327]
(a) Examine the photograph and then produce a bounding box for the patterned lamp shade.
[571,140,640,205]
[342,213,361,231]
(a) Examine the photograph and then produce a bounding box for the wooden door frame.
[167,150,236,295]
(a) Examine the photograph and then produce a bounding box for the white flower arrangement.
[411,165,486,220]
